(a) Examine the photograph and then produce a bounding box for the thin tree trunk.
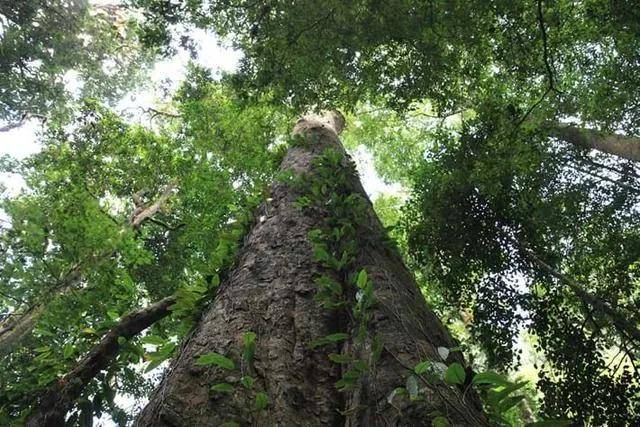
[25,296,175,427]
[549,124,640,162]
[0,267,82,358]
[136,113,485,426]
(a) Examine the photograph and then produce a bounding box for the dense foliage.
[0,0,151,127]
[1,0,639,425]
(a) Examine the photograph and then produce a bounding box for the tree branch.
[0,113,47,133]
[129,182,178,230]
[549,123,640,162]
[25,295,176,427]
[516,241,640,343]
[536,0,561,94]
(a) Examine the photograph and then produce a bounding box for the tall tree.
[136,112,486,426]
[130,1,640,422]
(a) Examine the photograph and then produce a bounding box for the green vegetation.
[1,0,639,425]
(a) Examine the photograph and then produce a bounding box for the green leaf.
[415,360,431,375]
[498,395,525,413]
[444,362,466,385]
[243,331,257,347]
[243,331,257,362]
[488,381,528,407]
[472,371,511,387]
[211,383,234,393]
[220,422,240,427]
[356,269,368,289]
[63,344,75,359]
[309,332,349,349]
[195,352,236,370]
[313,246,331,262]
[255,391,268,411]
[241,376,254,389]
[328,353,352,364]
[141,335,166,346]
[144,358,165,373]
[335,369,361,390]
[432,416,451,427]
[372,334,383,362]
[387,387,406,404]
[209,274,220,287]
[325,332,349,342]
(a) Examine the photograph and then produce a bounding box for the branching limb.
[25,295,176,427]
[129,182,178,230]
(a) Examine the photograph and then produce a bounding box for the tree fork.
[136,112,485,426]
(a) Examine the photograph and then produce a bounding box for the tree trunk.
[549,124,640,162]
[136,113,485,426]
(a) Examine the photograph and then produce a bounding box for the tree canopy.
[1,0,639,425]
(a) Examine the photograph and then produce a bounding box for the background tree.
[0,68,292,424]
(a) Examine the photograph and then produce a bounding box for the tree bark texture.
[136,113,485,426]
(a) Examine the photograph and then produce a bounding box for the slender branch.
[510,0,562,134]
[148,217,186,231]
[579,156,640,179]
[141,107,182,119]
[516,241,640,343]
[0,113,47,133]
[536,0,562,94]
[25,295,176,427]
[512,86,552,133]
[568,161,640,194]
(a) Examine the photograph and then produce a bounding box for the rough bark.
[549,124,640,162]
[136,112,485,426]
[25,295,176,427]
